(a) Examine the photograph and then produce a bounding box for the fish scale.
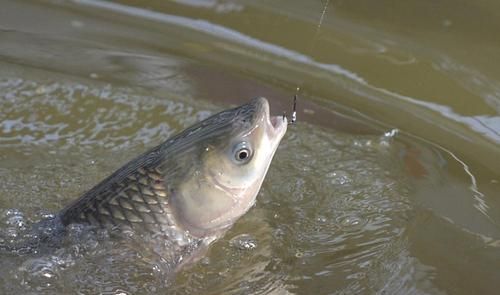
[74,166,175,232]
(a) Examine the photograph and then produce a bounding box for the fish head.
[171,97,287,237]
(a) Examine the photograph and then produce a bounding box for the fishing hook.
[282,95,297,125]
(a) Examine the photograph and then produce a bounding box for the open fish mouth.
[253,97,287,139]
[269,115,287,135]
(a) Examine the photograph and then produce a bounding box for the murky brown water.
[1,0,499,294]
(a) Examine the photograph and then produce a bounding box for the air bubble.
[326,170,351,185]
[19,257,60,289]
[337,215,366,232]
[230,234,257,251]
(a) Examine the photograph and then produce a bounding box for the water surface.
[1,0,499,294]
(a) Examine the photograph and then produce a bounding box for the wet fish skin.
[44,97,287,267]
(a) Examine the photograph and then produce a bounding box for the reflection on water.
[1,0,500,294]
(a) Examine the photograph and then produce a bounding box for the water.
[1,0,499,294]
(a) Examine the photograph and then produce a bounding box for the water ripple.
[0,77,210,150]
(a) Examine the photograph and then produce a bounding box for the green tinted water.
[1,0,499,294]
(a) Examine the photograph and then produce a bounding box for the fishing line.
[286,0,331,124]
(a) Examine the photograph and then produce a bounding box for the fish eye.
[237,149,250,160]
[233,142,253,164]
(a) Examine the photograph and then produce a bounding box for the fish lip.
[269,115,287,137]
[255,97,287,138]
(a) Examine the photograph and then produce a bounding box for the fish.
[3,97,287,271]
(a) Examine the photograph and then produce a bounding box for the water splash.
[229,234,258,251]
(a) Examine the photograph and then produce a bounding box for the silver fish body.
[43,97,288,268]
